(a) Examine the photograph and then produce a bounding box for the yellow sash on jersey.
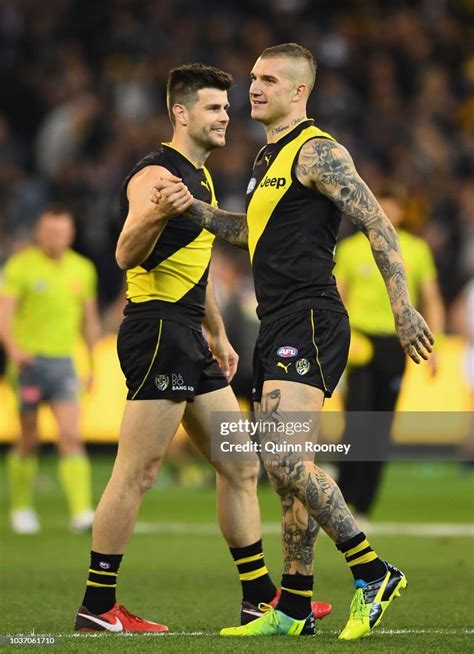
[126,165,217,304]
[247,125,334,262]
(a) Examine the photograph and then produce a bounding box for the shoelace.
[351,589,367,620]
[257,603,279,627]
[117,605,145,623]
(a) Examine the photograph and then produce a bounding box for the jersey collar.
[162,142,203,170]
[269,119,315,149]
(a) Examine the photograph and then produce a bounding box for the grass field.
[0,455,473,653]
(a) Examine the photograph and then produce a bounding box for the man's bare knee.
[264,456,305,500]
[113,453,163,496]
[216,459,260,491]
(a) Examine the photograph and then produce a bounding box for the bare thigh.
[183,386,259,475]
[113,398,187,479]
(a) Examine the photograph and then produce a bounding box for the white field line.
[3,628,473,638]
[133,521,474,537]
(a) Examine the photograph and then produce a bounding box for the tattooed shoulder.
[296,138,352,191]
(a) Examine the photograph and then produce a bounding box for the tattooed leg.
[259,381,359,546]
[281,495,319,574]
[255,396,319,573]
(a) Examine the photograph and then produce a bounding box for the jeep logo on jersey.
[260,176,286,189]
[277,346,299,358]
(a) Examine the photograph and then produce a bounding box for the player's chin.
[209,132,226,147]
[250,106,269,122]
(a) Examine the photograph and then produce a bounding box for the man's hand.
[8,345,35,369]
[394,304,434,364]
[116,166,193,270]
[208,333,239,382]
[147,178,193,221]
[150,178,194,216]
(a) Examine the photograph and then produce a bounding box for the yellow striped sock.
[239,565,269,581]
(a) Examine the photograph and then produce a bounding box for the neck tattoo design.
[271,116,305,136]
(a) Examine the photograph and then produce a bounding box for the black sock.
[82,551,123,614]
[337,532,387,583]
[230,539,276,605]
[276,573,313,620]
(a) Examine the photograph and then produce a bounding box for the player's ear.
[292,83,307,102]
[173,103,188,127]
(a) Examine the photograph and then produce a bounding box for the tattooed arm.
[184,200,248,249]
[296,138,434,363]
[151,179,248,249]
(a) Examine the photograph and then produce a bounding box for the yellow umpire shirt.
[1,246,97,356]
[335,230,437,335]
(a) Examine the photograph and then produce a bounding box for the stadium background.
[0,0,473,651]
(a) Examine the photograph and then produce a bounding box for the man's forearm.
[363,217,411,312]
[185,200,248,249]
[203,279,226,337]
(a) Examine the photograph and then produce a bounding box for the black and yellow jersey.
[245,119,346,321]
[119,143,217,329]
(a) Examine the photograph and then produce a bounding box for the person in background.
[336,185,445,523]
[0,205,100,534]
[450,277,474,469]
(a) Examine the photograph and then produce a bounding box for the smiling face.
[249,55,312,127]
[178,88,230,151]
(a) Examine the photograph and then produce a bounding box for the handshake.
[148,168,194,220]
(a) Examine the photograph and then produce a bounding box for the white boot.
[11,508,40,534]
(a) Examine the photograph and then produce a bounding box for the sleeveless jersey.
[245,119,346,320]
[119,144,216,328]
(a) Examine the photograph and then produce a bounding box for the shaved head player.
[153,44,433,640]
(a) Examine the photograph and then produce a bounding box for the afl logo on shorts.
[296,358,310,375]
[246,177,257,194]
[277,346,298,358]
[155,375,169,391]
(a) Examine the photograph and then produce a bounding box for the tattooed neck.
[270,116,306,139]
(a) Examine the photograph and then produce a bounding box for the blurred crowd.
[1,0,473,313]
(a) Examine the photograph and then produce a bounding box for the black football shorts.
[117,316,228,401]
[252,307,350,402]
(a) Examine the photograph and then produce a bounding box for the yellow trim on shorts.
[310,309,328,393]
[131,320,163,400]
